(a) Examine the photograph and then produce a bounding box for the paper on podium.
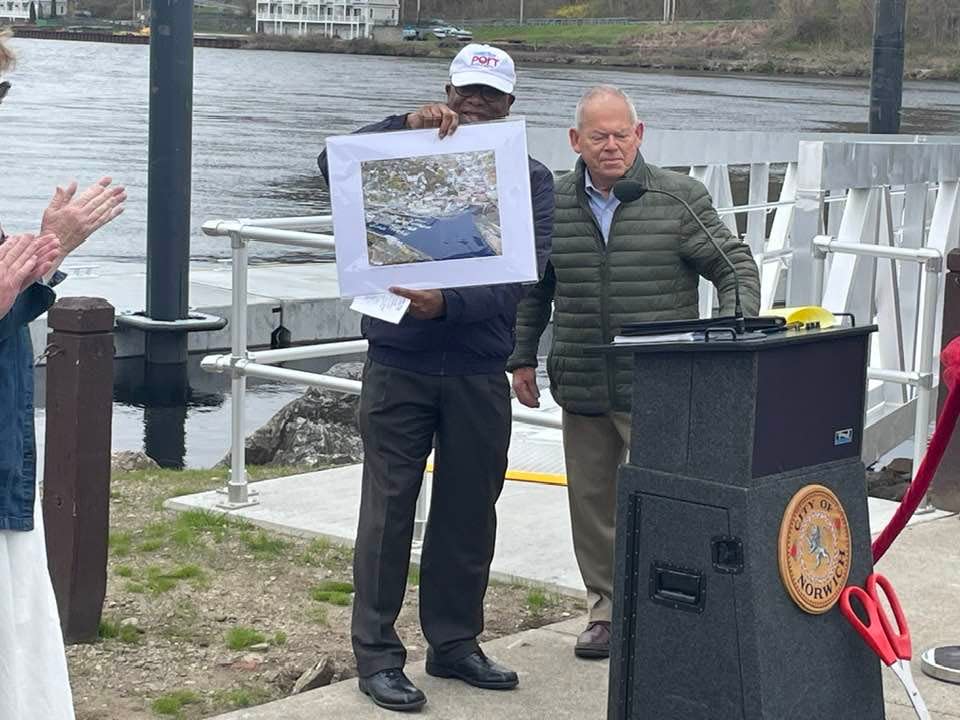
[350,293,410,324]
[613,332,701,345]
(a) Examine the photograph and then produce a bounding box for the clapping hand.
[0,233,60,318]
[41,177,126,260]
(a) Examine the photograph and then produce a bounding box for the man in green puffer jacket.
[508,84,760,660]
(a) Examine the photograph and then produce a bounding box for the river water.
[5,38,959,467]
[3,38,960,266]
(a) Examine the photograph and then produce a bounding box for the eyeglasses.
[0,82,9,104]
[453,84,508,102]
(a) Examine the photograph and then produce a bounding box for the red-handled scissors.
[840,573,929,720]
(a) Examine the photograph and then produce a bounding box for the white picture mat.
[327,118,536,298]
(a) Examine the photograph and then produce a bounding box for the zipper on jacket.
[601,204,627,409]
[578,191,627,411]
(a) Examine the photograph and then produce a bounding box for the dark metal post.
[868,0,907,134]
[930,249,960,511]
[145,0,194,367]
[43,297,115,644]
[143,398,188,469]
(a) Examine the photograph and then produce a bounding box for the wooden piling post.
[42,297,115,644]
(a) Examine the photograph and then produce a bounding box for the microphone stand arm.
[643,187,745,335]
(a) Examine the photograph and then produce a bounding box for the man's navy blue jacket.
[318,114,554,376]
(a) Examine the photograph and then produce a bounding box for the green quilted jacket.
[508,153,761,415]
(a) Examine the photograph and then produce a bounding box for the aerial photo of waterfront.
[360,150,502,266]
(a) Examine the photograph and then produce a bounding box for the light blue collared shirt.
[584,169,621,244]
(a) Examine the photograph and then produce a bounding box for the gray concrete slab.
[165,466,584,596]
[208,517,960,720]
[876,518,960,719]
[165,463,955,600]
[206,517,960,719]
[211,623,608,720]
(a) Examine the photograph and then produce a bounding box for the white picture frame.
[326,118,537,298]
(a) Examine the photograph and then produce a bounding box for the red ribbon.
[872,337,960,562]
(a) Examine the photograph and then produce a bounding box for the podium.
[606,324,886,720]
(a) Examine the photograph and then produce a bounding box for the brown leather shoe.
[575,621,610,659]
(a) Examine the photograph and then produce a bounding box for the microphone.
[613,179,745,335]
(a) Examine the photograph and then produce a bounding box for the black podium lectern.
[606,324,886,720]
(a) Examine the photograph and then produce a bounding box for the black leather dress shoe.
[358,669,426,712]
[425,649,519,690]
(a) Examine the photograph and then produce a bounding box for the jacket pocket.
[546,352,565,394]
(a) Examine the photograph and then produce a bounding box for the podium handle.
[649,563,705,614]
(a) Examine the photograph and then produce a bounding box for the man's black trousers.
[351,359,512,678]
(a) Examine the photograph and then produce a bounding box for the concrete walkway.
[206,517,960,720]
[163,419,958,718]
[165,462,952,597]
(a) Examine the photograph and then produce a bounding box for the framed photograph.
[326,118,537,297]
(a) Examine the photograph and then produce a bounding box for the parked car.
[430,24,472,41]
[402,19,472,42]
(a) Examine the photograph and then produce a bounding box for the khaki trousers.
[562,410,631,623]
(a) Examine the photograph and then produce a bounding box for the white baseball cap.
[449,43,516,94]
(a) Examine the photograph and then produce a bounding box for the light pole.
[519,0,523,24]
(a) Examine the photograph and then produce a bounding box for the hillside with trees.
[408,0,958,47]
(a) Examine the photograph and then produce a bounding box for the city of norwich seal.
[778,485,852,614]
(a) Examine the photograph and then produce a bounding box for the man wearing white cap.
[318,43,554,713]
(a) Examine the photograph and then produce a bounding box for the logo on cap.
[471,51,500,67]
[778,484,852,614]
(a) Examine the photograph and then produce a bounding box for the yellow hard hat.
[761,306,837,329]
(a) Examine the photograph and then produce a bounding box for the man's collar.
[584,169,603,195]
[582,153,648,197]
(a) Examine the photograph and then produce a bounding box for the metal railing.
[199,181,791,518]
[201,214,563,539]
[199,184,792,500]
[812,236,943,503]
[199,135,960,523]
[257,12,369,22]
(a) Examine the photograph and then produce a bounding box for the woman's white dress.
[0,479,75,720]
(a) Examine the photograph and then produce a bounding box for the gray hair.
[574,84,638,129]
[0,28,14,75]
[0,28,15,73]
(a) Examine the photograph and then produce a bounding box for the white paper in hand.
[350,293,410,324]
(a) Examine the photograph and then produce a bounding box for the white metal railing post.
[221,230,259,509]
[413,439,434,549]
[813,234,947,502]
[811,235,829,304]
[914,253,944,514]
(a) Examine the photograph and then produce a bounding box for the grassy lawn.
[468,21,722,46]
[68,465,581,719]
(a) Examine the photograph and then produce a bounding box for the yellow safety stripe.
[425,464,567,487]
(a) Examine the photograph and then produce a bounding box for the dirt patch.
[67,468,583,719]
[624,22,771,50]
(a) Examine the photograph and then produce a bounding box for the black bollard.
[145,0,194,371]
[868,0,907,134]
